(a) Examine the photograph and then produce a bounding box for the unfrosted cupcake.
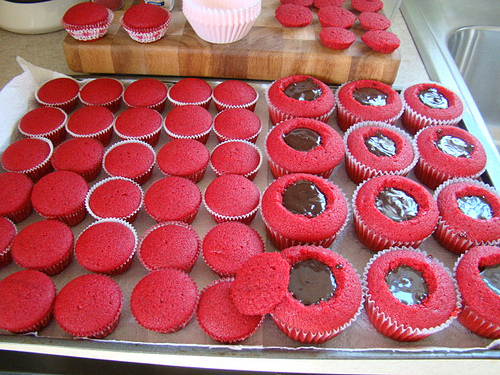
[11,219,74,276]
[78,77,124,113]
[54,274,123,338]
[1,137,53,182]
[123,78,168,113]
[213,108,262,143]
[0,270,56,334]
[163,105,213,144]
[120,3,172,43]
[0,172,34,223]
[138,221,201,272]
[0,217,16,268]
[62,2,114,42]
[130,268,199,333]
[18,106,67,145]
[75,218,137,275]
[343,121,418,184]
[35,77,80,113]
[167,77,212,108]
[454,245,500,339]
[212,80,259,112]
[363,247,459,341]
[114,107,163,146]
[210,140,262,180]
[434,178,500,254]
[66,105,115,146]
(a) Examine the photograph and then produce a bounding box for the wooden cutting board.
[63,0,401,84]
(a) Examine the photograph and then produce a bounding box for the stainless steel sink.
[402,0,500,187]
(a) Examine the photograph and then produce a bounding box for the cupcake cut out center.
[375,188,419,222]
[288,259,336,306]
[353,88,387,107]
[435,135,474,158]
[480,264,500,296]
[282,180,327,218]
[284,78,322,101]
[283,128,322,152]
[418,87,449,109]
[385,265,429,305]
[457,195,493,220]
[364,131,396,157]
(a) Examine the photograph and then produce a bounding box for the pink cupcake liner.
[66,119,115,146]
[203,198,259,225]
[120,13,172,43]
[212,92,259,112]
[78,80,124,113]
[63,9,114,42]
[209,140,263,181]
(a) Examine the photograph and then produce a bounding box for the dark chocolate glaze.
[284,78,322,101]
[435,135,474,158]
[288,259,336,306]
[385,265,429,305]
[418,87,449,109]
[282,180,327,218]
[375,188,419,222]
[480,264,500,296]
[457,195,493,220]
[365,131,397,157]
[283,128,321,152]
[353,88,388,107]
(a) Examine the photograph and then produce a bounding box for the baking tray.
[1,70,500,373]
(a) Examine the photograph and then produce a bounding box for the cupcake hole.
[479,263,500,296]
[288,259,336,306]
[385,265,429,305]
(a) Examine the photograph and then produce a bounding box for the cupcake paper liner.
[163,117,213,145]
[203,198,259,225]
[0,217,16,268]
[37,251,73,277]
[18,108,68,146]
[12,309,54,334]
[212,92,259,112]
[6,137,54,183]
[114,124,162,147]
[66,118,115,146]
[34,202,87,227]
[167,91,212,109]
[35,78,80,113]
[4,200,33,224]
[120,13,172,43]
[144,200,200,225]
[78,79,124,113]
[209,140,263,181]
[63,9,114,42]
[213,115,262,144]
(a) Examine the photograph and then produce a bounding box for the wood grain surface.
[63,0,401,84]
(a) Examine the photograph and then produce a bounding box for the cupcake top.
[318,6,356,29]
[35,77,79,108]
[359,11,391,31]
[54,274,123,338]
[319,26,357,51]
[213,108,262,143]
[0,270,56,333]
[167,77,213,106]
[351,0,383,12]
[123,78,168,109]
[212,80,258,110]
[163,105,213,139]
[1,137,53,175]
[79,78,124,108]
[314,0,345,7]
[62,2,111,27]
[51,137,104,180]
[114,107,163,138]
[103,140,156,182]
[156,139,210,181]
[121,3,170,30]
[0,172,34,220]
[275,4,313,28]
[18,106,67,139]
[210,140,262,179]
[138,221,201,272]
[361,30,401,54]
[66,106,115,137]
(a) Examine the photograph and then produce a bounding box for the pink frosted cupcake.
[0,172,34,223]
[167,77,212,108]
[102,139,156,185]
[1,137,53,182]
[86,176,143,223]
[54,274,122,338]
[78,77,124,113]
[114,107,163,146]
[138,221,201,272]
[120,3,172,43]
[0,217,16,268]
[213,108,262,143]
[62,2,114,42]
[35,77,80,113]
[66,106,115,146]
[0,270,56,334]
[18,106,67,145]
[210,140,263,180]
[163,105,213,144]
[212,80,259,112]
[123,78,168,113]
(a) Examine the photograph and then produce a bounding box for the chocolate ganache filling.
[282,180,327,218]
[365,131,397,157]
[284,78,322,101]
[283,128,321,151]
[353,88,388,107]
[435,135,474,158]
[288,259,336,305]
[418,87,449,109]
[457,195,493,220]
[375,188,419,222]
[386,265,429,305]
[480,264,500,296]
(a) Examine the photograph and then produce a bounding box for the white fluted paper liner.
[18,107,68,145]
[362,247,461,341]
[63,9,114,42]
[343,121,419,184]
[183,0,262,44]
[120,12,172,43]
[209,139,263,181]
[5,136,54,182]
[212,91,259,112]
[163,116,213,144]
[203,196,259,225]
[167,89,212,109]
[213,110,262,144]
[79,78,124,113]
[85,176,144,223]
[66,115,115,146]
[113,110,163,147]
[0,217,16,268]
[433,178,500,254]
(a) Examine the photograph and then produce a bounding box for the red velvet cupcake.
[86,176,143,223]
[202,221,265,277]
[275,4,312,28]
[261,173,349,250]
[167,77,212,108]
[266,75,335,126]
[130,268,199,333]
[212,80,259,112]
[31,171,88,226]
[35,77,80,113]
[363,247,459,341]
[0,217,16,268]
[54,274,123,338]
[335,79,403,131]
[51,137,104,182]
[144,176,202,224]
[78,77,124,113]
[0,172,34,223]
[361,30,401,54]
[1,137,53,182]
[271,246,363,344]
[401,82,464,134]
[138,221,201,272]
[433,178,500,254]
[156,139,210,183]
[120,3,172,43]
[18,106,67,145]
[102,139,156,185]
[66,105,115,146]
[61,2,114,42]
[0,270,56,333]
[213,108,262,143]
[319,27,356,50]
[343,121,418,184]
[203,174,260,224]
[163,105,213,144]
[414,125,487,190]
[114,107,163,146]
[11,219,74,276]
[210,140,263,181]
[123,78,168,113]
[75,218,137,275]
[454,245,500,339]
[318,6,356,28]
[265,117,345,178]
[352,175,439,252]
[197,278,264,343]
